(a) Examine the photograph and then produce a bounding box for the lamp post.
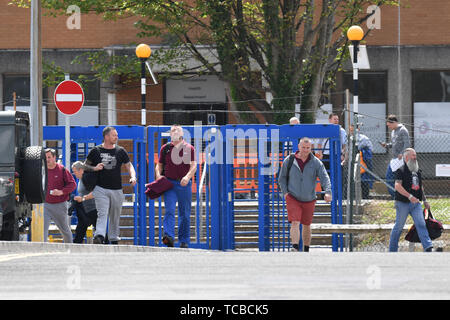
[135,44,152,126]
[347,25,364,116]
[346,25,364,251]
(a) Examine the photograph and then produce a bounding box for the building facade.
[1,0,450,141]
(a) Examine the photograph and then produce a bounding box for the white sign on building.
[166,75,226,103]
[414,102,450,153]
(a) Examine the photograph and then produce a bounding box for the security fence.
[343,120,450,252]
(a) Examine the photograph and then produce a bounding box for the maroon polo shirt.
[294,152,311,172]
[159,141,196,180]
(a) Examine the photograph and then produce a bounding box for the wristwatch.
[82,196,86,202]
[408,194,413,200]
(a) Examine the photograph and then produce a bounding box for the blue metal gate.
[43,125,147,245]
[221,124,344,252]
[147,125,224,249]
[44,124,343,251]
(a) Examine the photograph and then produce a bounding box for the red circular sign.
[54,80,85,115]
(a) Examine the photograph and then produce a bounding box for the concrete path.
[0,241,448,300]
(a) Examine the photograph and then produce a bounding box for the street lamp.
[347,26,364,115]
[346,25,364,251]
[136,44,152,126]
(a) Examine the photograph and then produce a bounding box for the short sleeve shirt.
[86,145,130,190]
[159,141,196,180]
[394,163,423,202]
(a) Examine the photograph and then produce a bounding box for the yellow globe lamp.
[136,44,151,59]
[347,26,364,41]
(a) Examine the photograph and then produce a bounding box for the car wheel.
[23,146,48,204]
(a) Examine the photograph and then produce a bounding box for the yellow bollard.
[31,203,44,242]
[86,226,93,244]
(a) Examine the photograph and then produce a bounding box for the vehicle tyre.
[23,146,47,204]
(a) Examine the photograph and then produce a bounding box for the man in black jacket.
[70,161,98,244]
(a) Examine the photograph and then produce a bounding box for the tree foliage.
[14,0,397,123]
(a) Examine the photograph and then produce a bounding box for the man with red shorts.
[278,137,332,252]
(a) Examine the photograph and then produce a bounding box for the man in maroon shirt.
[155,125,197,248]
[44,148,77,243]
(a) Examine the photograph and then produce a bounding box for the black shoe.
[180,242,188,248]
[110,240,119,245]
[162,235,174,247]
[426,247,443,252]
[93,235,105,244]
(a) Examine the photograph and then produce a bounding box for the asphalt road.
[0,241,449,301]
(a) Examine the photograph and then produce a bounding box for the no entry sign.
[54,80,85,115]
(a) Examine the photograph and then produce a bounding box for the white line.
[56,94,83,102]
[0,252,63,263]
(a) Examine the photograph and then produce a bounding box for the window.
[343,71,387,153]
[2,75,48,125]
[413,71,450,153]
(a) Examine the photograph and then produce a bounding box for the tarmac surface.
[0,241,449,300]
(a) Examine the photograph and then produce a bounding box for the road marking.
[0,252,63,263]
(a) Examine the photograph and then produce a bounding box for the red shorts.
[285,194,316,225]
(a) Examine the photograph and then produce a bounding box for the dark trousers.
[73,204,98,244]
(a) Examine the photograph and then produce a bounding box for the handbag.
[405,208,443,243]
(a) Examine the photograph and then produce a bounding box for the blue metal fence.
[221,124,343,252]
[147,125,223,249]
[43,124,343,251]
[43,125,147,245]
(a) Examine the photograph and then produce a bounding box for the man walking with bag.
[389,148,435,252]
[155,125,197,248]
[278,137,332,252]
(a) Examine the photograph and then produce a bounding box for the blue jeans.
[386,164,395,199]
[389,201,433,252]
[163,179,192,244]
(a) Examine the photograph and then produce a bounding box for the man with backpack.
[44,148,77,243]
[278,137,332,252]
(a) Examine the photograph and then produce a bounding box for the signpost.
[54,79,84,168]
[54,79,85,116]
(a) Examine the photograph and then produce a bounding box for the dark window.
[164,103,227,125]
[2,75,48,108]
[70,74,100,106]
[343,72,387,103]
[0,126,15,164]
[413,71,450,102]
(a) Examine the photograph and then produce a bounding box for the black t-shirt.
[86,145,130,190]
[394,163,423,202]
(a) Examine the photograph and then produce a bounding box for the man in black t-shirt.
[388,148,433,252]
[85,126,137,244]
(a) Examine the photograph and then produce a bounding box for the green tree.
[15,0,397,123]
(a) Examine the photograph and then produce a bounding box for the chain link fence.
[343,123,450,252]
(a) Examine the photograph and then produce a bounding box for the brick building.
[1,0,450,147]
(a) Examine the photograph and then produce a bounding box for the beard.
[407,159,419,173]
